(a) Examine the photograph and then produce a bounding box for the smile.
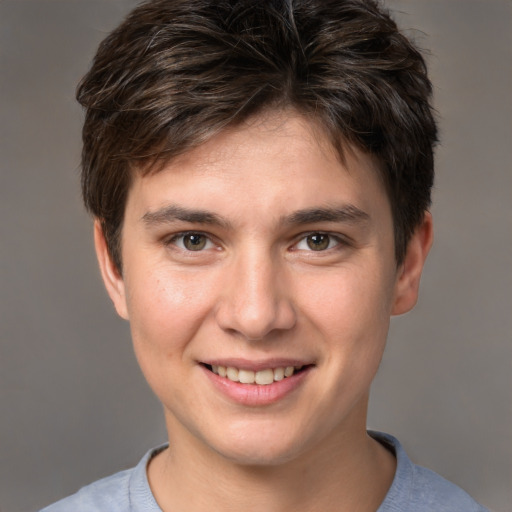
[208,365,304,385]
[201,361,313,405]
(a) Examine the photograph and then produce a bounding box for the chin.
[218,444,302,468]
[205,426,310,468]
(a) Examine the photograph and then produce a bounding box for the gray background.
[1,1,510,511]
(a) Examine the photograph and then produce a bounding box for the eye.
[295,233,341,251]
[170,232,214,251]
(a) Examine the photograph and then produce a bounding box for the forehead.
[127,112,389,224]
[150,111,340,177]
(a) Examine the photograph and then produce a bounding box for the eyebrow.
[142,205,231,228]
[141,204,369,229]
[282,205,370,226]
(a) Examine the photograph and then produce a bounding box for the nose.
[215,249,296,341]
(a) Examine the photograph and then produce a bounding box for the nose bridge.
[216,244,295,340]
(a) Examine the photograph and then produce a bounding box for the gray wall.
[1,1,510,511]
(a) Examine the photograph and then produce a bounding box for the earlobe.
[391,212,433,316]
[93,220,129,320]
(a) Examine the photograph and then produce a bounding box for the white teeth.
[255,369,274,385]
[210,364,304,385]
[273,367,285,381]
[238,369,255,384]
[226,367,239,381]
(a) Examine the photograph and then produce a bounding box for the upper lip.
[200,358,314,372]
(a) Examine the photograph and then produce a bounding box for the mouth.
[200,360,314,405]
[203,364,309,385]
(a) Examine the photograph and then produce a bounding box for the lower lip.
[201,366,312,406]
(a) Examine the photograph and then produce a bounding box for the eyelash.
[165,231,348,253]
[165,232,217,252]
[293,232,347,252]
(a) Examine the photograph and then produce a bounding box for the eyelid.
[163,230,350,252]
[292,231,349,251]
[165,231,218,251]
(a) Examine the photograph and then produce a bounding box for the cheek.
[124,267,216,367]
[299,264,395,372]
[304,265,394,328]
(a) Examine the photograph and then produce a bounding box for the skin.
[95,111,433,512]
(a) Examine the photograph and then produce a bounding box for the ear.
[94,220,129,320]
[391,212,433,316]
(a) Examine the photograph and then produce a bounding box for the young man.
[41,0,489,510]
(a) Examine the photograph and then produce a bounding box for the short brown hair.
[77,0,437,272]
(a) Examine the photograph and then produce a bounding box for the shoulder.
[371,432,490,512]
[408,464,489,511]
[39,469,132,512]
[39,445,166,512]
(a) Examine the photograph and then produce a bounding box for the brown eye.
[306,233,330,251]
[182,233,207,251]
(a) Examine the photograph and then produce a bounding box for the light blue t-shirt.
[40,432,489,511]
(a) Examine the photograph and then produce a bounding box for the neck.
[148,411,395,512]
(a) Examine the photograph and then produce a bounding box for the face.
[96,112,431,466]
